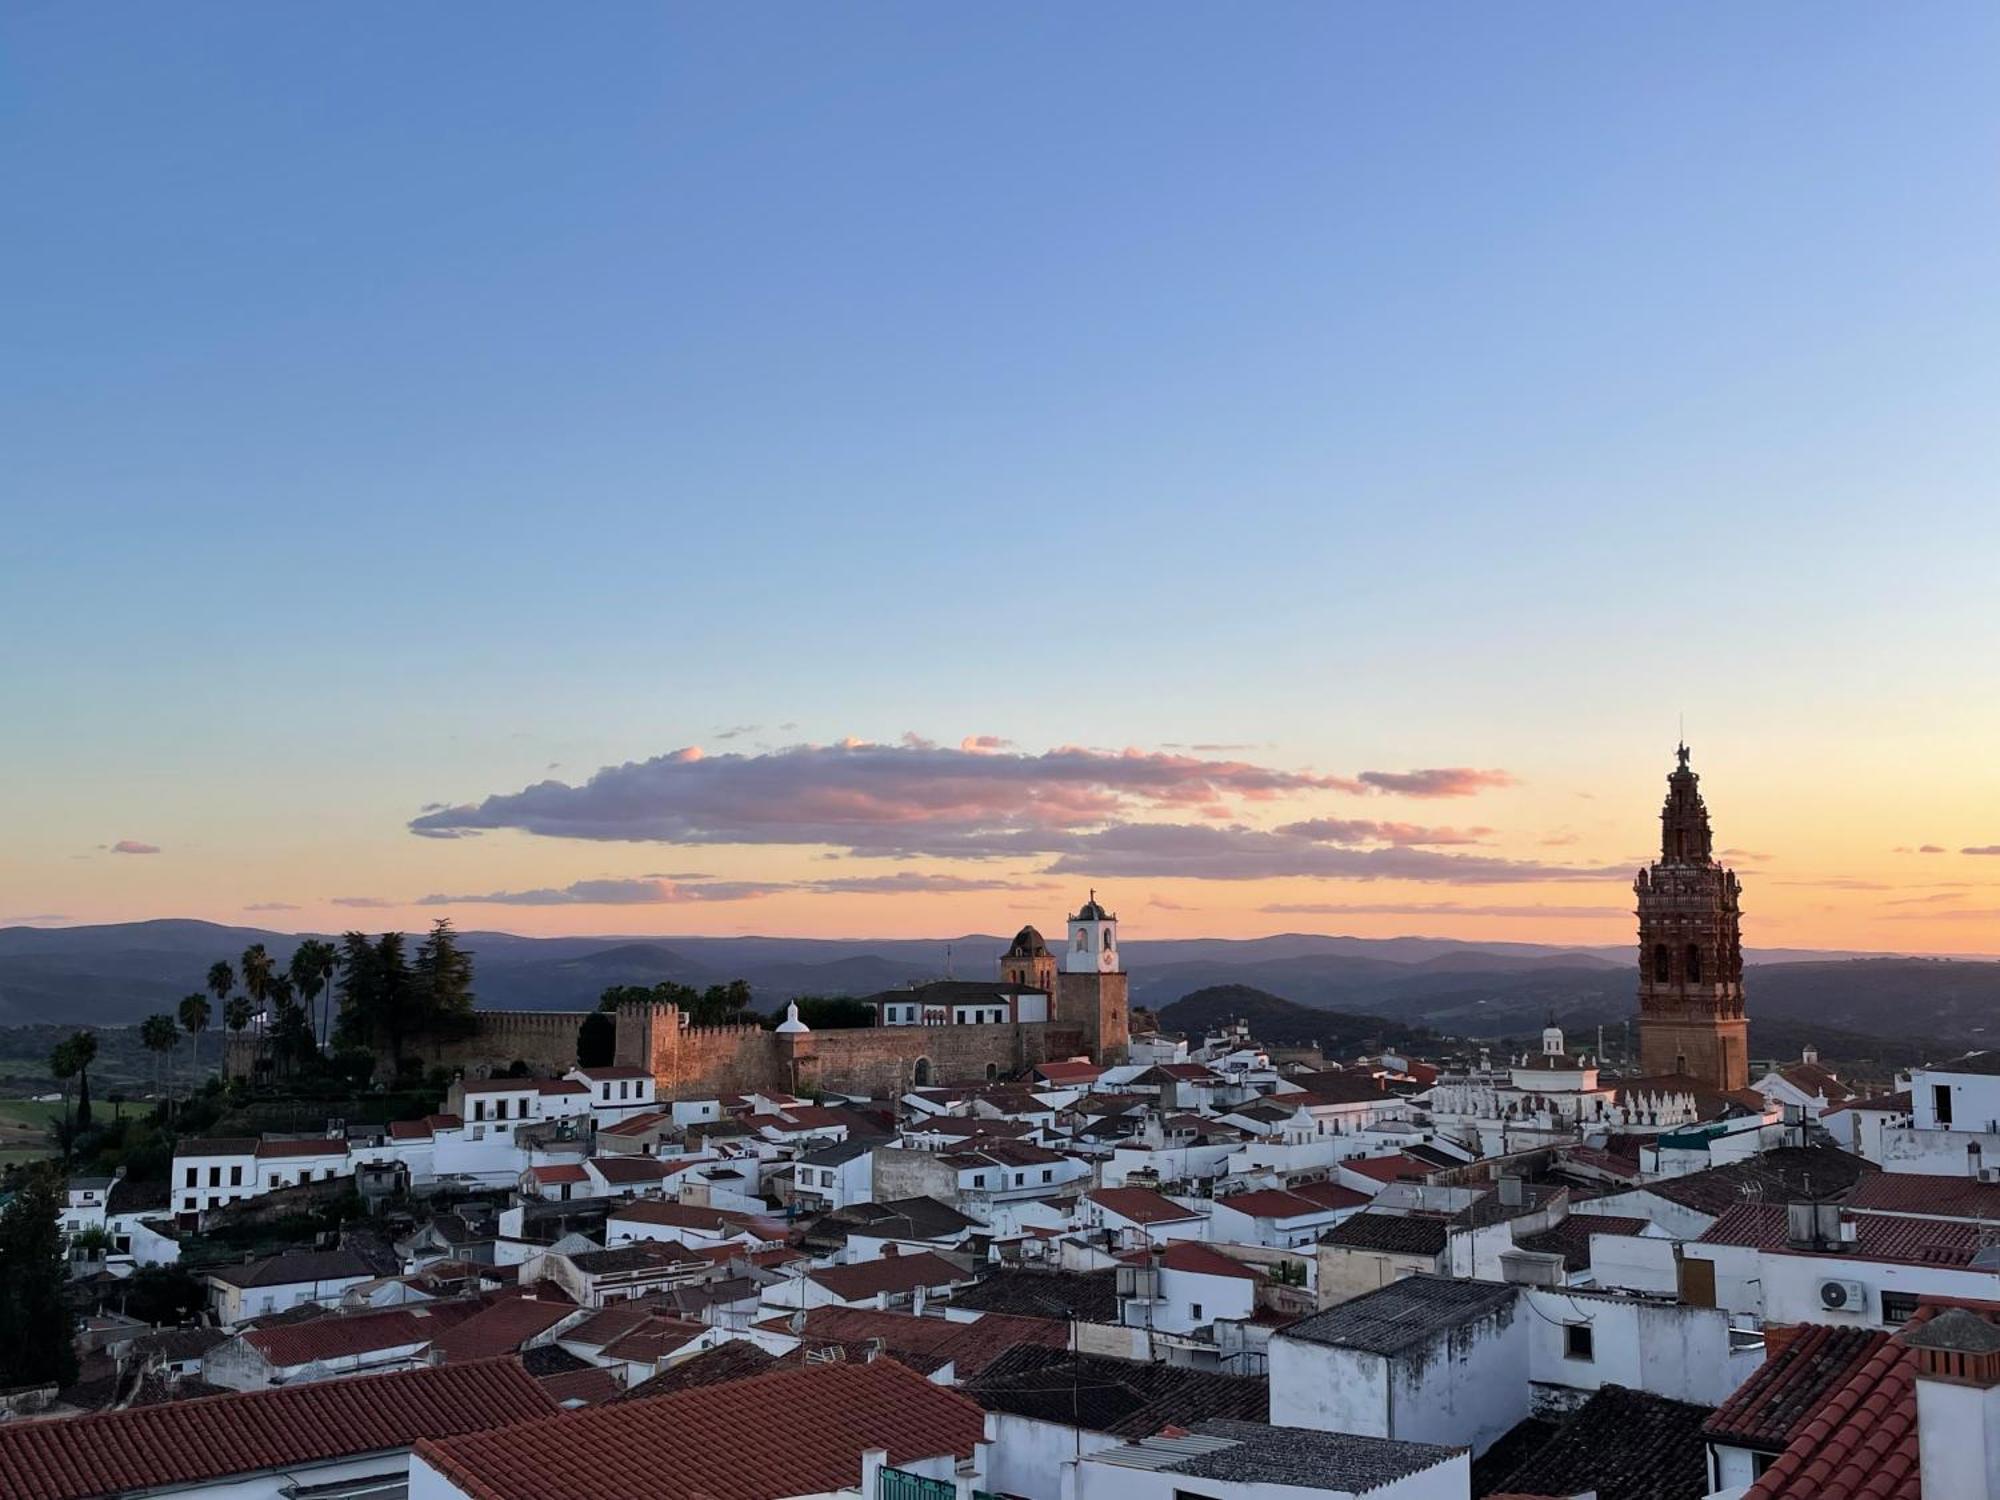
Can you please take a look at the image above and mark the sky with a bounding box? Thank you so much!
[3,4,1999,952]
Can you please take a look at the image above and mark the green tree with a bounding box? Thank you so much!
[577,1010,617,1068]
[178,993,212,1090]
[334,930,384,1051]
[239,943,274,1014]
[225,993,253,1037]
[140,1013,178,1101]
[206,959,235,1013]
[290,938,338,1052]
[413,919,476,1037]
[777,995,878,1029]
[47,1038,79,1137]
[0,1169,79,1388]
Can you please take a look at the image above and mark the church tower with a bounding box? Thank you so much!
[1054,891,1129,1064]
[1635,744,1748,1091]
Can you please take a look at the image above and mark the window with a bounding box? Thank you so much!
[1014,1173,1025,1186]
[1042,1169,1054,1183]
[1190,1302,1203,1320]
[1565,1323,1594,1361]
[1653,944,1671,983]
[620,1081,630,1100]
[474,1100,487,1122]
[185,1167,197,1187]
[1883,1291,1921,1326]
[230,1165,243,1186]
[209,1166,221,1187]
[1686,943,1703,984]
[183,1195,196,1211]
[1935,1085,1954,1127]
[972,1173,987,1187]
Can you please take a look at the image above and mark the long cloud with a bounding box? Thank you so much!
[407,739,1523,867]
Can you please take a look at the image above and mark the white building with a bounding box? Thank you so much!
[1075,1420,1468,1500]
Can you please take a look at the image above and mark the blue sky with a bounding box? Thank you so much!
[5,5,1998,944]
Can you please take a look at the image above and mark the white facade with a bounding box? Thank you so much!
[1064,895,1120,974]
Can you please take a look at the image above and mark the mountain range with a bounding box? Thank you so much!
[3,920,1998,1060]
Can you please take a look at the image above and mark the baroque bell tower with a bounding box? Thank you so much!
[1635,744,1748,1091]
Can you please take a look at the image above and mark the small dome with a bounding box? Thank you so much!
[775,1000,810,1036]
[1072,889,1113,922]
[1006,926,1050,959]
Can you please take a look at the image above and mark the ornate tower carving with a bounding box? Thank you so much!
[1001,926,1058,994]
[1635,744,1748,1090]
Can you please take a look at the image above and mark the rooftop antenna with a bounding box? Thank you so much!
[944,942,954,980]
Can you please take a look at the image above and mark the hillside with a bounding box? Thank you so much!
[1159,985,1436,1055]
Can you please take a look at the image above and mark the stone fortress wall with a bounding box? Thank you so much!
[224,897,1130,1094]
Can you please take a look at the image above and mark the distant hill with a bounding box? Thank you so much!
[1159,985,1435,1055]
[2,921,1995,1067]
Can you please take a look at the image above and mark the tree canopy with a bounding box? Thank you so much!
[0,1170,79,1389]
[598,978,753,1026]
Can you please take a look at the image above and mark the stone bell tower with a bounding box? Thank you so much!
[1635,744,1748,1091]
[1055,891,1129,1065]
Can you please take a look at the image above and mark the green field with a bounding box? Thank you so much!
[0,1099,61,1164]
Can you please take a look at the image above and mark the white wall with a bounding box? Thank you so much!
[1521,1288,1750,1406]
[1269,1305,1529,1458]
[986,1412,1121,1500]
[1686,1241,2000,1329]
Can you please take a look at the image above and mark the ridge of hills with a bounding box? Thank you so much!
[1,919,1995,1058]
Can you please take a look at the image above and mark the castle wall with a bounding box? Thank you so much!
[788,1021,1090,1099]
[222,1010,588,1083]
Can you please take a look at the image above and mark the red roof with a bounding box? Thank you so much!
[758,1305,1068,1377]
[1698,1203,1983,1266]
[602,1110,674,1137]
[1848,1172,2000,1222]
[254,1136,348,1158]
[431,1297,578,1364]
[416,1356,987,1500]
[808,1251,972,1302]
[573,1066,654,1081]
[1157,1241,1261,1281]
[525,1163,590,1184]
[1034,1061,1104,1083]
[243,1302,485,1367]
[1344,1152,1434,1184]
[538,1365,624,1406]
[609,1200,782,1237]
[1088,1187,1205,1225]
[1704,1323,1891,1450]
[1218,1188,1353,1220]
[1286,1180,1371,1211]
[0,1359,554,1500]
[537,1079,589,1096]
[590,1156,671,1183]
[1744,1308,1946,1500]
[389,1119,434,1140]
[601,1317,708,1365]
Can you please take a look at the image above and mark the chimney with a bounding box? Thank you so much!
[1907,1309,2000,1498]
[1803,1044,1819,1066]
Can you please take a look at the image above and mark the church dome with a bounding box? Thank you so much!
[1072,890,1113,922]
[1006,926,1050,959]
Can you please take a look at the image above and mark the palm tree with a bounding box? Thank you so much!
[206,959,234,1013]
[70,1030,97,1129]
[240,943,274,1071]
[290,939,336,1055]
[48,1038,79,1136]
[178,993,211,1095]
[140,1014,178,1107]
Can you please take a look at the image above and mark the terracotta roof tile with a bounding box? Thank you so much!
[430,1297,578,1364]
[1157,1242,1261,1281]
[0,1359,554,1500]
[254,1137,347,1158]
[808,1250,973,1302]
[417,1356,987,1500]
[1744,1308,1952,1500]
[1698,1203,1982,1266]
[1848,1172,2000,1222]
[751,1305,1068,1378]
[243,1301,485,1367]
[1705,1324,1891,1449]
[1087,1187,1206,1225]
[1217,1188,1348,1220]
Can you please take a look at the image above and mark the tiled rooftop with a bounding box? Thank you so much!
[1092,1418,1460,1491]
[1486,1383,1713,1500]
[1278,1275,1518,1356]
[1697,1202,1982,1266]
[1087,1186,1206,1224]
[0,1359,554,1500]
[1704,1323,1891,1450]
[1318,1210,1451,1257]
[808,1249,972,1301]
[416,1355,987,1500]
[967,1345,1268,1437]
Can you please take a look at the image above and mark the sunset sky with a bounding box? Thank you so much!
[5,6,1998,952]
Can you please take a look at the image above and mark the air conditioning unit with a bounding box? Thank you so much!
[1977,1167,2000,1185]
[1819,1278,1868,1313]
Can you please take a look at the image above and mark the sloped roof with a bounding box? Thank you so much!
[1088,1187,1205,1225]
[243,1301,483,1367]
[1093,1419,1460,1492]
[1278,1275,1516,1355]
[1847,1171,2000,1222]
[1319,1211,1451,1257]
[951,1267,1119,1322]
[415,1357,987,1500]
[1157,1241,1260,1281]
[808,1250,971,1301]
[615,1339,782,1399]
[758,1305,1069,1377]
[1513,1214,1650,1272]
[208,1247,379,1289]
[1697,1202,1982,1266]
[966,1345,1268,1437]
[1217,1188,1355,1221]
[0,1359,554,1500]
[1646,1145,1873,1216]
[430,1296,577,1364]
[1487,1384,1713,1500]
[1704,1323,1891,1450]
[1744,1307,1949,1500]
